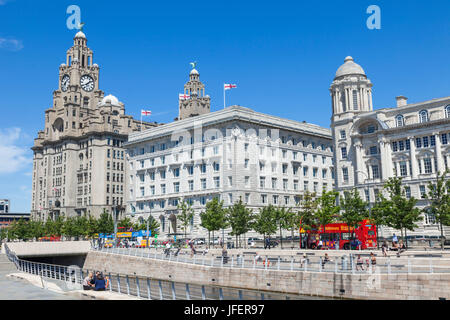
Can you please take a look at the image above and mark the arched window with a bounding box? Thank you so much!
[446,105,450,119]
[395,115,404,127]
[419,110,429,123]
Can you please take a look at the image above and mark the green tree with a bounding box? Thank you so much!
[297,191,317,248]
[424,171,450,250]
[315,190,340,233]
[177,200,195,241]
[376,177,422,247]
[97,209,114,234]
[274,207,292,249]
[118,216,133,231]
[340,189,369,243]
[200,198,227,248]
[253,205,277,248]
[28,219,44,241]
[226,200,255,248]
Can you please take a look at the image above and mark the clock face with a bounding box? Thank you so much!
[80,75,94,92]
[61,75,70,92]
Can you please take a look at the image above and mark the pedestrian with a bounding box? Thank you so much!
[222,247,228,264]
[83,272,93,290]
[94,272,106,291]
[322,253,332,268]
[397,240,406,257]
[370,252,377,266]
[382,241,388,257]
[264,238,269,250]
[300,253,308,268]
[317,239,323,250]
[356,254,364,271]
[392,233,398,245]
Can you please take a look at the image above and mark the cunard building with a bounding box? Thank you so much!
[125,67,335,239]
[330,56,450,238]
[31,31,157,221]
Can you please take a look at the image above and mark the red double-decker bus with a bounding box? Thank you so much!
[300,220,377,250]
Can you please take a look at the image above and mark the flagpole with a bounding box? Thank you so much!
[140,111,143,132]
[223,84,226,109]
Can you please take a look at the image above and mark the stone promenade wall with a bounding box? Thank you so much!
[83,251,450,300]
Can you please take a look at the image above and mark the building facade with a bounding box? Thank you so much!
[125,70,335,239]
[0,200,10,214]
[330,56,450,238]
[31,31,157,221]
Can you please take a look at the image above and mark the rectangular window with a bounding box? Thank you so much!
[405,187,411,199]
[340,130,346,139]
[272,178,277,189]
[405,139,411,150]
[201,178,207,190]
[173,182,180,193]
[341,147,347,159]
[372,165,380,179]
[313,168,318,177]
[423,136,429,148]
[442,133,448,145]
[399,161,408,177]
[304,181,309,191]
[342,168,349,182]
[430,135,436,147]
[260,177,265,188]
[370,146,378,155]
[424,158,432,174]
[416,138,422,148]
[420,185,426,199]
[392,142,398,152]
[398,141,404,151]
[214,177,220,188]
[188,180,194,191]
[161,184,166,194]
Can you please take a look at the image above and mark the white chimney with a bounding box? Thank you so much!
[396,96,408,107]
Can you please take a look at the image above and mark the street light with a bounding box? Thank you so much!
[112,205,124,248]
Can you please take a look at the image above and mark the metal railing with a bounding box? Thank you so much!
[3,243,298,300]
[95,246,450,275]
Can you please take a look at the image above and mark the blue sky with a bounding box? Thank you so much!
[0,0,449,212]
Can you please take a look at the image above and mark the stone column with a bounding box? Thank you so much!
[379,138,392,180]
[409,136,418,179]
[354,140,364,185]
[435,132,445,174]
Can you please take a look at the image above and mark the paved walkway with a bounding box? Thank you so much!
[0,254,137,300]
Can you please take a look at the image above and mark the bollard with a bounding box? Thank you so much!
[159,280,163,300]
[253,257,256,270]
[186,283,191,300]
[305,260,308,272]
[109,273,112,292]
[221,256,224,268]
[136,276,141,298]
[219,287,224,300]
[290,256,294,271]
[126,275,130,295]
[211,256,214,267]
[171,282,176,300]
[261,293,265,300]
[201,285,206,300]
[231,255,234,268]
[265,257,268,271]
[242,255,244,268]
[238,290,243,300]
[319,257,322,272]
[117,274,121,294]
[147,278,152,300]
[278,256,281,271]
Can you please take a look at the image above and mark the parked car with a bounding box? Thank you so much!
[194,238,205,245]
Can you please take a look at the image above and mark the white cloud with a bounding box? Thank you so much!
[0,38,23,51]
[0,128,32,175]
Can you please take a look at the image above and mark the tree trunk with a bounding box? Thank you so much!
[440,222,445,251]
[291,228,294,249]
[279,225,283,249]
[404,228,408,248]
[208,231,210,249]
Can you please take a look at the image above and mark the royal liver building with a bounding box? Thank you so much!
[330,56,450,238]
[31,31,156,221]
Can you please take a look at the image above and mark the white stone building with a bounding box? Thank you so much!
[125,69,335,239]
[330,56,450,238]
[31,31,157,221]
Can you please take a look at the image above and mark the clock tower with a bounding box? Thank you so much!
[31,30,158,221]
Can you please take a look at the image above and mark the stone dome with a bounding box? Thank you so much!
[100,94,120,106]
[75,31,86,39]
[190,68,199,75]
[335,56,366,79]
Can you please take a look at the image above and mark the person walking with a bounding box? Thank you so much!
[356,254,364,271]
[382,241,388,257]
[392,234,398,245]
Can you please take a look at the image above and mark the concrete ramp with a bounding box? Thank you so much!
[6,241,91,258]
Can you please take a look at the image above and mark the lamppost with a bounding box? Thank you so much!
[112,205,124,248]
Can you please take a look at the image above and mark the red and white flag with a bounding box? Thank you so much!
[224,84,237,90]
[141,110,152,116]
[179,93,190,100]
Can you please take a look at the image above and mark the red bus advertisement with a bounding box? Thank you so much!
[300,220,377,250]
